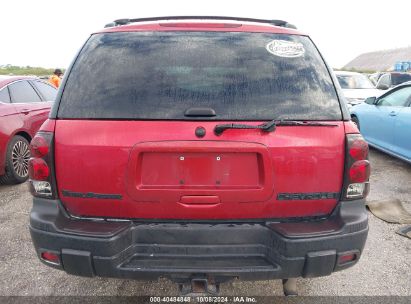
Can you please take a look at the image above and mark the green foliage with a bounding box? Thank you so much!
[347,67,378,74]
[0,64,64,76]
[335,67,377,74]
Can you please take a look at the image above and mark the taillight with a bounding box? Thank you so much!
[29,158,50,180]
[28,131,56,198]
[337,252,357,266]
[30,135,49,158]
[40,251,60,265]
[349,139,369,160]
[342,134,370,200]
[349,160,370,183]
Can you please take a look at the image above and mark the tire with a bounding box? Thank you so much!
[0,135,31,185]
[351,116,360,131]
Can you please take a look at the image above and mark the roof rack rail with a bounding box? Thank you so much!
[104,16,297,29]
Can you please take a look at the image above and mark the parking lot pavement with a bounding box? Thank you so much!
[0,148,410,296]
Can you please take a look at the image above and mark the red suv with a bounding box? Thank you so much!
[0,76,56,184]
[28,17,370,295]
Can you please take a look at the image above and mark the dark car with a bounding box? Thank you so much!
[0,76,56,184]
[28,17,370,296]
[376,72,411,90]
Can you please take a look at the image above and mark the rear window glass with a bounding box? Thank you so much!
[336,74,374,89]
[9,81,42,103]
[0,87,11,103]
[58,32,341,120]
[391,73,411,86]
[32,81,57,101]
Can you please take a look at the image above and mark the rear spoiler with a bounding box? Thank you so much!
[104,16,297,29]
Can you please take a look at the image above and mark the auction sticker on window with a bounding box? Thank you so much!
[266,40,305,58]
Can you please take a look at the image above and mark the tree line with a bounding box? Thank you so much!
[0,65,64,76]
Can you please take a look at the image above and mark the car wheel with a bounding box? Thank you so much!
[351,116,360,130]
[0,135,31,184]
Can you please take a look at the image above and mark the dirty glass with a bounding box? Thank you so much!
[58,32,341,120]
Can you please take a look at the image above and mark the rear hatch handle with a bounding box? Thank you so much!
[184,107,216,117]
[214,120,338,136]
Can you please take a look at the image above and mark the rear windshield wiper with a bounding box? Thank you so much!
[214,120,338,136]
[214,121,276,136]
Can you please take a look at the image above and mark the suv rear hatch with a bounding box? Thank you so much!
[53,29,345,220]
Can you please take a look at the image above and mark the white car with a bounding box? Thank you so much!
[335,71,385,107]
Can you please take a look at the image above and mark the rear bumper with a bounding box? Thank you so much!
[29,198,368,282]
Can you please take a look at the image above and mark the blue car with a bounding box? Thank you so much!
[350,82,411,163]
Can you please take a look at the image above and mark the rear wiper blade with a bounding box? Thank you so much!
[214,120,338,136]
[275,120,339,127]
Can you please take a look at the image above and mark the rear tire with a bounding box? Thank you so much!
[0,135,30,185]
[351,116,360,130]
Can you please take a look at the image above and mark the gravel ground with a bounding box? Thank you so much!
[0,148,410,296]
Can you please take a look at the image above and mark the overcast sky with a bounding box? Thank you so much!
[1,0,410,69]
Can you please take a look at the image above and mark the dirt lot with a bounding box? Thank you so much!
[0,148,410,296]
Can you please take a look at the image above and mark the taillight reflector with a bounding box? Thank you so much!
[338,253,357,265]
[41,251,60,265]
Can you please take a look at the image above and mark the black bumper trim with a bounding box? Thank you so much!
[29,198,368,282]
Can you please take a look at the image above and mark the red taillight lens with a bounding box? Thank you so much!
[349,139,369,160]
[349,160,370,183]
[29,158,49,180]
[159,22,241,28]
[41,251,60,265]
[29,130,55,198]
[338,253,357,265]
[30,135,49,158]
[343,134,370,200]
